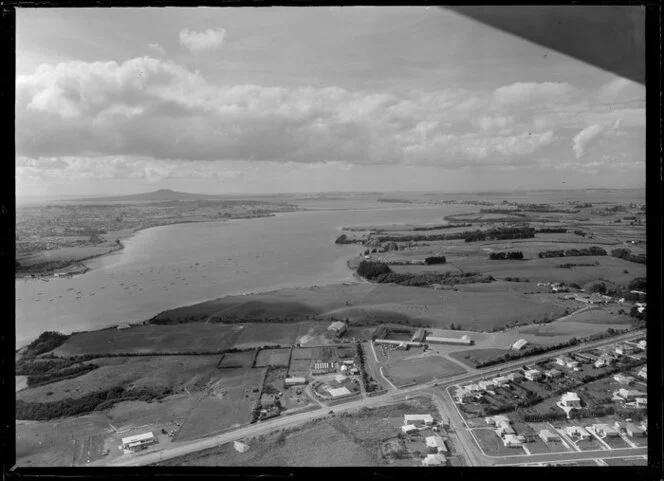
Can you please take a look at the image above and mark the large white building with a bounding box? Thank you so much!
[285,377,306,386]
[425,335,472,346]
[121,432,157,452]
[328,387,352,398]
[425,436,447,453]
[422,453,447,466]
[404,414,434,426]
[524,369,542,381]
[327,321,347,336]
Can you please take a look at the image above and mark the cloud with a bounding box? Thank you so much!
[16,57,645,176]
[147,43,166,56]
[179,28,226,54]
[572,124,604,158]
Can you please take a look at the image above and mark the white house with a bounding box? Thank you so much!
[492,376,509,387]
[502,434,526,447]
[592,424,619,438]
[565,426,591,440]
[328,387,352,398]
[625,423,646,437]
[615,344,636,356]
[560,392,581,408]
[422,453,447,466]
[524,369,542,381]
[638,366,647,380]
[544,369,563,378]
[637,340,646,350]
[485,415,510,426]
[425,436,447,453]
[617,388,646,401]
[506,372,523,382]
[539,429,560,442]
[401,424,418,434]
[478,380,495,390]
[613,374,634,385]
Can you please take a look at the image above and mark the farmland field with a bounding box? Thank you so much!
[53,323,241,356]
[254,348,291,367]
[17,356,222,403]
[218,350,256,368]
[291,345,338,361]
[603,457,648,466]
[175,368,266,442]
[288,359,311,377]
[232,322,324,349]
[383,355,466,387]
[448,348,509,368]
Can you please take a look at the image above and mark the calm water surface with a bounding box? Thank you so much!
[16,205,470,346]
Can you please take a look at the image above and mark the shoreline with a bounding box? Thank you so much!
[14,213,290,280]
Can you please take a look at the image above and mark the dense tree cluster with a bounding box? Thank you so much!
[16,385,173,421]
[538,246,607,258]
[424,256,446,265]
[357,260,393,280]
[23,331,70,357]
[413,223,471,231]
[573,230,587,237]
[370,271,493,287]
[628,277,647,291]
[611,248,646,265]
[536,228,568,233]
[557,262,598,268]
[489,251,524,260]
[464,227,535,243]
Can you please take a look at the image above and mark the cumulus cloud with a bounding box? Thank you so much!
[16,56,645,178]
[572,124,604,159]
[179,28,226,54]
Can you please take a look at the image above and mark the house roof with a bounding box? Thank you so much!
[122,432,154,445]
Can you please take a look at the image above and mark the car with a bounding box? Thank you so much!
[328,410,335,416]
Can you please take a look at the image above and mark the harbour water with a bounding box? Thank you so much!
[15,204,468,346]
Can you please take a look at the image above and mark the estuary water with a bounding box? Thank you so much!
[16,204,469,346]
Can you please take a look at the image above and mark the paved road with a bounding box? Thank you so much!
[494,447,648,466]
[96,329,644,467]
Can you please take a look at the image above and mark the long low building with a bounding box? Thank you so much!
[374,339,422,347]
[284,377,306,386]
[121,432,157,451]
[425,335,473,346]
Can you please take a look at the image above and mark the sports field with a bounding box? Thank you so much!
[382,355,466,387]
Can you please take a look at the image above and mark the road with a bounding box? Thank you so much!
[96,329,644,467]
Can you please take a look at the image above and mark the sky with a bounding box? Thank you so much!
[15,7,646,198]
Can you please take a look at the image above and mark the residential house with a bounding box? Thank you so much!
[401,424,418,434]
[506,372,523,382]
[625,423,646,437]
[613,374,635,385]
[524,369,543,381]
[422,454,447,466]
[592,424,619,438]
[565,426,591,440]
[545,369,563,379]
[556,356,579,369]
[617,388,646,401]
[492,376,509,387]
[502,434,526,447]
[425,436,447,454]
[478,379,495,390]
[635,397,647,408]
[285,377,306,386]
[560,392,582,408]
[637,340,647,350]
[539,430,560,442]
[615,344,636,356]
[485,415,510,426]
[638,366,647,380]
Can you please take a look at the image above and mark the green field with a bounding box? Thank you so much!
[16,356,222,403]
[448,348,509,368]
[291,345,338,361]
[53,323,241,356]
[472,428,524,456]
[218,350,256,368]
[232,322,324,349]
[254,348,291,367]
[383,355,466,387]
[175,368,266,442]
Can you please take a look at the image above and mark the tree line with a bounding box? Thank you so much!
[611,248,646,265]
[489,251,524,260]
[538,246,607,258]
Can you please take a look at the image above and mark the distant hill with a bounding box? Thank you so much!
[73,189,227,203]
